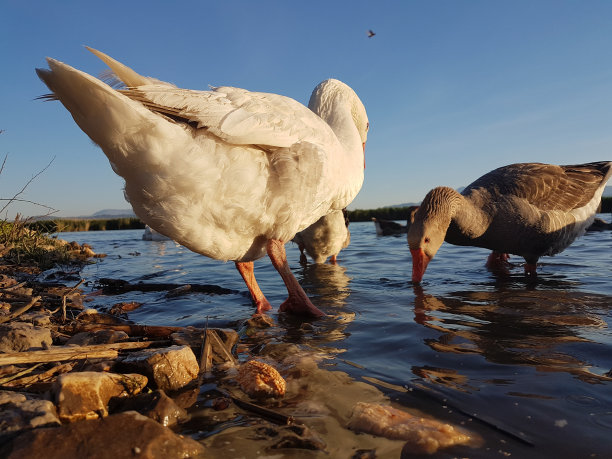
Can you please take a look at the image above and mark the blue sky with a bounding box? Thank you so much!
[1,1,612,217]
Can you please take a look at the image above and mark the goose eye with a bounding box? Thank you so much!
[424,237,430,244]
[366,122,369,132]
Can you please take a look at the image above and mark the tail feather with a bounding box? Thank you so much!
[85,47,174,88]
[36,57,184,173]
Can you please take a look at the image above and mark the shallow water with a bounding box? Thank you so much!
[59,217,612,457]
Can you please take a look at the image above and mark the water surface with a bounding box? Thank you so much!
[59,218,612,457]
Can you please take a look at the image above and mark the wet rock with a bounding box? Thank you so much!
[2,411,206,459]
[255,424,326,451]
[352,449,377,459]
[0,322,52,352]
[65,329,129,345]
[348,402,473,455]
[109,389,188,427]
[0,395,60,441]
[75,309,130,325]
[53,371,148,422]
[119,345,199,392]
[236,360,286,398]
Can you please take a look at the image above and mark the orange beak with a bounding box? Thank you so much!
[362,142,366,169]
[410,248,430,283]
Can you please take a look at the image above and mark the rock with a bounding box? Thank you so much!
[53,371,148,422]
[65,329,129,345]
[18,311,53,327]
[108,389,188,427]
[119,345,199,392]
[0,390,26,405]
[255,423,326,451]
[0,322,52,352]
[0,396,60,441]
[347,402,473,455]
[2,411,206,459]
[236,360,286,398]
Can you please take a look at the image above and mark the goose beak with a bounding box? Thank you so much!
[410,248,430,283]
[362,142,366,169]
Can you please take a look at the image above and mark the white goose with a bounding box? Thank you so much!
[293,208,351,264]
[408,162,612,282]
[37,48,369,317]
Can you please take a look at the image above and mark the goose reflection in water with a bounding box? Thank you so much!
[411,285,611,386]
[274,263,355,345]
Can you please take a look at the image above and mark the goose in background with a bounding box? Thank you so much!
[408,162,612,282]
[37,47,369,317]
[293,208,350,264]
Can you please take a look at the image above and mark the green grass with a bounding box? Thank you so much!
[0,217,78,269]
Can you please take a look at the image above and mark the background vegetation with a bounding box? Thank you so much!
[18,197,611,232]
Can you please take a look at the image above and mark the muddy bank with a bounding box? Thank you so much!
[0,240,482,458]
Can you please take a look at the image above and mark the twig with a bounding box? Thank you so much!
[0,156,57,216]
[0,295,41,324]
[1,362,74,388]
[0,341,159,365]
[63,322,200,339]
[62,278,85,323]
[199,323,213,377]
[0,281,27,292]
[229,394,298,426]
[0,363,44,385]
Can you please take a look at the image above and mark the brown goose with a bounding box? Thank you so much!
[408,161,612,282]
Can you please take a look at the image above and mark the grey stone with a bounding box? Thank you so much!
[0,322,52,352]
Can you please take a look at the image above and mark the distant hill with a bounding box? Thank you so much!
[89,209,137,218]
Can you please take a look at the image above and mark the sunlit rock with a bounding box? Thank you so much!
[236,360,286,398]
[53,371,148,422]
[119,345,199,392]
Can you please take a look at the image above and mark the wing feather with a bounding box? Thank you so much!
[120,84,336,150]
[464,162,612,211]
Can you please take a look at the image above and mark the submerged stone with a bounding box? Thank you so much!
[109,389,188,427]
[348,402,474,455]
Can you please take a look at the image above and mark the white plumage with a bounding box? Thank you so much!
[293,209,351,264]
[37,47,369,317]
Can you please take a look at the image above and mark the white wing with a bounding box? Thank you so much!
[123,84,339,150]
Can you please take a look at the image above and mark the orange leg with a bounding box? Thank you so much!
[235,261,272,314]
[524,262,538,277]
[297,242,308,265]
[329,254,338,264]
[266,239,325,317]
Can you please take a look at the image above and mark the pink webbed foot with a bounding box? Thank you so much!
[524,262,538,277]
[486,251,512,276]
[267,239,326,318]
[235,261,273,314]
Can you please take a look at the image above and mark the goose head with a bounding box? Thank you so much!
[407,187,457,283]
[308,79,369,163]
